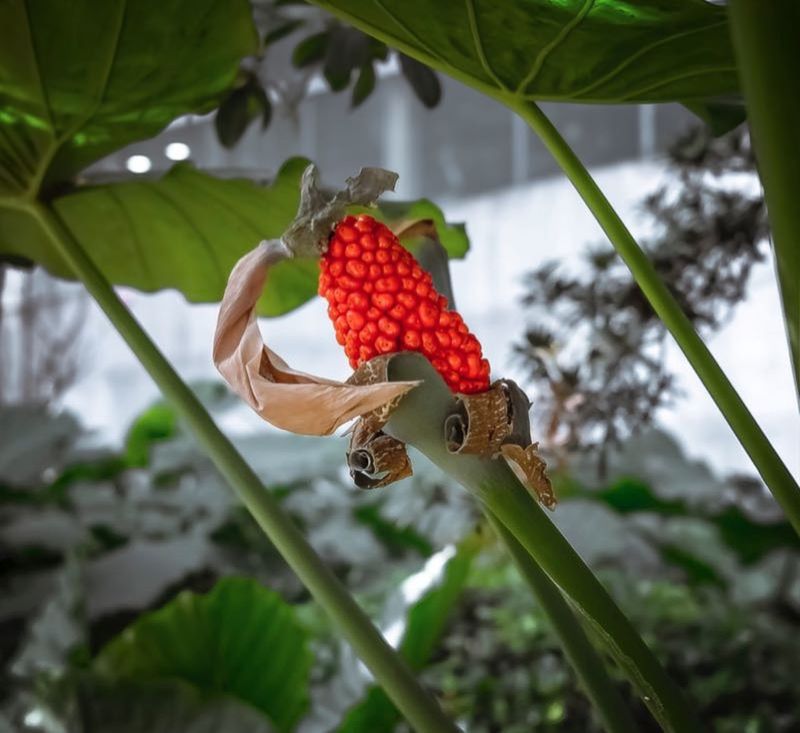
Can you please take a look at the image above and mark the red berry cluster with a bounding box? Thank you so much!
[318,214,490,394]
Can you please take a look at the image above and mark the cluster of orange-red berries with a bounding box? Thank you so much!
[318,214,490,394]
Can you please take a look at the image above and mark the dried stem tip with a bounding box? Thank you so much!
[281,164,399,258]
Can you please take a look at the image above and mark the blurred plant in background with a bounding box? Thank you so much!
[2,388,797,731]
[0,268,88,405]
[515,126,768,472]
[214,0,441,149]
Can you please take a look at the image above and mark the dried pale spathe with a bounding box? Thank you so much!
[212,240,418,436]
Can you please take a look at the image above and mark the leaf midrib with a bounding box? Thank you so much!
[18,0,129,200]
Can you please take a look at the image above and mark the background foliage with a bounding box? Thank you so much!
[1,385,797,731]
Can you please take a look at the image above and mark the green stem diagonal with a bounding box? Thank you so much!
[728,0,800,399]
[513,100,800,535]
[386,352,702,733]
[29,202,459,733]
[485,510,638,733]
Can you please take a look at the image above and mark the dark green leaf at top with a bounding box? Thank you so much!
[255,86,274,129]
[309,0,739,107]
[0,0,258,196]
[323,26,374,92]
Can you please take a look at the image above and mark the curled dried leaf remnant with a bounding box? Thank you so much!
[502,443,557,510]
[346,355,413,488]
[347,421,412,489]
[445,385,511,455]
[444,380,556,509]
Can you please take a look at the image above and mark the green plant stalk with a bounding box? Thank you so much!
[428,172,636,731]
[513,101,800,536]
[30,203,459,733]
[485,510,638,733]
[728,0,800,399]
[386,353,702,733]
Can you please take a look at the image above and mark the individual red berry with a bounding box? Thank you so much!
[319,214,491,393]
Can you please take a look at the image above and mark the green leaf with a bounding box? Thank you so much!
[255,86,274,129]
[351,63,376,108]
[399,54,441,108]
[0,0,257,196]
[1,157,469,317]
[291,31,330,67]
[214,86,253,149]
[353,504,433,557]
[323,27,374,93]
[309,1,739,107]
[124,403,178,467]
[0,157,311,316]
[95,576,312,733]
[338,543,476,732]
[683,99,747,136]
[214,81,273,148]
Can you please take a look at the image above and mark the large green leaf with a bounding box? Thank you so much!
[0,158,307,315]
[0,0,257,196]
[95,577,312,733]
[0,157,469,316]
[55,158,313,316]
[338,542,476,732]
[310,0,739,113]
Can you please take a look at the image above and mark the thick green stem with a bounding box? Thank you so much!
[728,0,800,398]
[386,353,702,733]
[30,203,458,733]
[513,101,800,535]
[485,510,638,733]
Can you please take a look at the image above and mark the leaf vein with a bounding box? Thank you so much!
[174,172,266,241]
[617,66,738,102]
[372,0,449,69]
[563,19,730,99]
[465,0,509,92]
[20,0,54,133]
[102,185,155,286]
[142,181,227,292]
[516,0,596,95]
